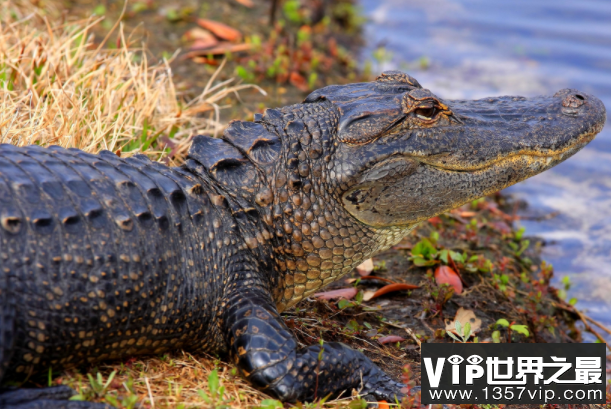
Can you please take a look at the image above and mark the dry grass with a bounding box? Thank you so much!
[0,0,262,165]
[61,351,278,409]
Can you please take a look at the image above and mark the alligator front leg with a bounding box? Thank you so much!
[222,287,405,403]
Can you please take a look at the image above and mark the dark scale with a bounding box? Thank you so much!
[0,72,606,408]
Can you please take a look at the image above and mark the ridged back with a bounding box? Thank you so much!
[0,145,240,379]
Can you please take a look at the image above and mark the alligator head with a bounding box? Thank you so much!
[188,71,606,310]
[306,71,606,228]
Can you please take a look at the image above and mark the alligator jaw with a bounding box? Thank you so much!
[418,120,603,173]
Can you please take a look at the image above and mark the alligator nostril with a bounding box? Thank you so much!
[562,93,586,108]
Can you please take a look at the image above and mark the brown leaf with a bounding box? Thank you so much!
[289,71,309,92]
[356,258,373,276]
[183,42,252,59]
[435,265,463,294]
[233,0,254,7]
[378,335,406,345]
[196,18,242,42]
[445,307,482,335]
[313,287,357,300]
[362,283,419,301]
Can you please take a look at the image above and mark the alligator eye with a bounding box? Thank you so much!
[467,355,483,365]
[414,107,438,119]
[448,355,464,365]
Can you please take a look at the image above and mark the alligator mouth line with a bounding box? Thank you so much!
[415,126,601,173]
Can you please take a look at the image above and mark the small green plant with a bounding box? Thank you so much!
[197,368,234,408]
[256,399,284,409]
[410,236,438,266]
[495,318,530,342]
[282,0,304,24]
[509,226,530,256]
[104,393,139,409]
[557,276,578,305]
[447,321,471,343]
[86,371,116,398]
[338,290,363,310]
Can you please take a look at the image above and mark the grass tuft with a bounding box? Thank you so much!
[0,0,262,164]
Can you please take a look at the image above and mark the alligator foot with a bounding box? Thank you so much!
[0,386,113,409]
[222,287,406,403]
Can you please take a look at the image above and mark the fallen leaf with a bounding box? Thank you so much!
[356,258,373,276]
[289,71,309,92]
[435,265,463,294]
[233,0,254,7]
[189,38,219,51]
[183,42,252,59]
[362,283,419,301]
[183,27,218,43]
[346,275,396,285]
[445,307,482,335]
[428,216,442,225]
[190,57,220,66]
[378,335,406,344]
[313,287,357,300]
[196,18,242,42]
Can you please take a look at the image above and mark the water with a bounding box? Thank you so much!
[360,0,611,332]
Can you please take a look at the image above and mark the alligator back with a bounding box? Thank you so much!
[0,145,235,380]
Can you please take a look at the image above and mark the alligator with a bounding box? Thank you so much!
[0,71,606,409]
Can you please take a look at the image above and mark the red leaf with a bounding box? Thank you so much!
[196,18,242,42]
[362,283,419,301]
[377,401,390,409]
[313,287,357,300]
[233,0,254,7]
[428,216,442,226]
[191,57,220,66]
[435,265,463,294]
[289,71,309,92]
[378,335,406,345]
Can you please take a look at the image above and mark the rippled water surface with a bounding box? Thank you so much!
[360,0,611,331]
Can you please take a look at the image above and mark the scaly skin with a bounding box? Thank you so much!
[0,71,606,408]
